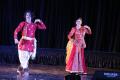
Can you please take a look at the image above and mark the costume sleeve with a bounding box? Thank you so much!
[36,21,46,30]
[84,25,92,35]
[68,27,75,40]
[14,21,25,40]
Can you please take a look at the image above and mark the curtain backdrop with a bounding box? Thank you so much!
[0,0,120,52]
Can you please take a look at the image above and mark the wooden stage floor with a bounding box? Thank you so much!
[0,64,119,80]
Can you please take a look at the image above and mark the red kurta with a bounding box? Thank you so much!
[66,26,91,73]
[14,21,46,52]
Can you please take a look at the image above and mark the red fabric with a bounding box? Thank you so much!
[14,21,46,52]
[66,26,89,73]
[66,44,76,70]
[81,48,87,73]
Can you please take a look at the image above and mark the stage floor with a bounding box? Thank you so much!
[0,64,119,80]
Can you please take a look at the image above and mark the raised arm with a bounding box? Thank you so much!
[14,21,25,44]
[68,27,75,40]
[84,25,92,35]
[34,19,46,30]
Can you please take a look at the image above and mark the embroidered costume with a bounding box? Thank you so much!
[14,21,46,69]
[66,26,91,74]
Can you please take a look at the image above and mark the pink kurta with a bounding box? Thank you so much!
[66,26,90,73]
[14,21,46,52]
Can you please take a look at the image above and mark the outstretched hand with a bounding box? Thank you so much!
[34,19,42,23]
[84,25,90,29]
[84,25,92,34]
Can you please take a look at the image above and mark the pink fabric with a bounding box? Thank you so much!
[66,27,89,73]
[66,44,76,70]
[14,21,46,52]
[66,45,87,73]
[81,48,87,73]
